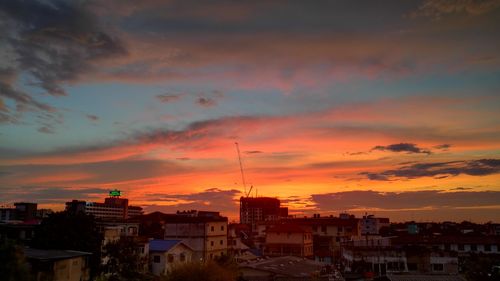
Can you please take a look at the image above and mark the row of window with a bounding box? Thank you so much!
[439,244,499,251]
[210,225,225,232]
[210,240,225,246]
[312,226,352,233]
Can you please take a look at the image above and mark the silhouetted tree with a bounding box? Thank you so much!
[31,211,103,278]
[0,241,33,281]
[461,253,500,281]
[102,237,149,280]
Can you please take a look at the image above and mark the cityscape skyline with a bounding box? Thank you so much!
[1,1,500,223]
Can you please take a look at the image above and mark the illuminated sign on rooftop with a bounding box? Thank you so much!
[109,189,121,197]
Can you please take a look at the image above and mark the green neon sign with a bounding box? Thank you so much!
[109,190,121,197]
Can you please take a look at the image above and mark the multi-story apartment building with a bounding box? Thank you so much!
[65,190,143,220]
[284,214,360,263]
[392,235,500,255]
[264,224,313,258]
[360,214,390,235]
[240,197,287,230]
[0,202,38,222]
[163,210,228,261]
[341,237,460,278]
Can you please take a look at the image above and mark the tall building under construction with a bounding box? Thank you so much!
[240,197,288,227]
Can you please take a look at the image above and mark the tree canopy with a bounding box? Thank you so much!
[30,211,103,278]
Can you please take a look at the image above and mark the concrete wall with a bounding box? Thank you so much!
[206,221,227,259]
[51,257,89,281]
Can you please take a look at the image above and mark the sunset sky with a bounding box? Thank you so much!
[1,0,499,222]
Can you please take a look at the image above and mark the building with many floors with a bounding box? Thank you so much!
[240,197,288,230]
[65,190,143,220]
[264,224,314,258]
[284,214,361,263]
[0,202,38,222]
[163,210,228,261]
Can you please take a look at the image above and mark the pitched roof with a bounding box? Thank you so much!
[23,248,91,261]
[149,239,188,252]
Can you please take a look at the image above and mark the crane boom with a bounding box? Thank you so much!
[235,142,247,196]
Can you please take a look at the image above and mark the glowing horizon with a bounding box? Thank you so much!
[1,0,499,223]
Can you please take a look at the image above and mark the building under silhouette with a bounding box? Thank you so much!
[65,190,142,219]
[240,197,288,229]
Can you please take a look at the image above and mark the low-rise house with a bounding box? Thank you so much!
[341,237,460,278]
[163,210,228,261]
[264,224,313,258]
[149,239,193,276]
[360,214,390,235]
[134,236,151,273]
[284,214,360,262]
[341,237,408,276]
[23,248,91,281]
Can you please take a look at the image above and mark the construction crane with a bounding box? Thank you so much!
[235,142,253,197]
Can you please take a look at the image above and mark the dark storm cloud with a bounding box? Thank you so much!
[0,0,126,125]
[0,75,55,113]
[311,189,500,211]
[361,159,500,181]
[142,188,241,214]
[434,144,452,150]
[0,115,265,162]
[450,187,473,191]
[1,159,187,185]
[120,0,418,35]
[196,97,217,107]
[37,126,55,134]
[412,0,500,19]
[372,143,431,154]
[245,150,263,154]
[0,186,109,203]
[156,94,182,103]
[86,114,99,121]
